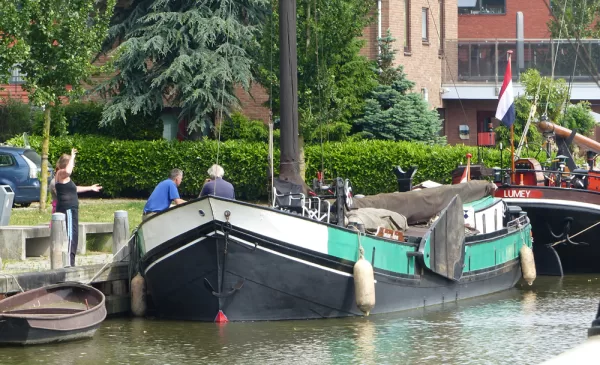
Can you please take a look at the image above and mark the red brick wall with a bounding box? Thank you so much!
[445,99,600,145]
[443,99,499,145]
[0,84,29,103]
[360,8,380,60]
[235,83,271,122]
[459,0,552,39]
[361,0,458,109]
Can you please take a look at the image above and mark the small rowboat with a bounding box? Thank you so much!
[0,282,106,345]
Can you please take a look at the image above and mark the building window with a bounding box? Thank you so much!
[422,8,429,42]
[404,0,411,53]
[437,108,446,136]
[458,0,505,15]
[9,65,25,85]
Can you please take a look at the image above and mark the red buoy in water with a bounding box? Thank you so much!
[214,310,229,323]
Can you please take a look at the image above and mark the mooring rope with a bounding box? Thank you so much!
[0,273,25,293]
[86,233,136,285]
[551,220,600,247]
[215,0,234,167]
[348,224,365,260]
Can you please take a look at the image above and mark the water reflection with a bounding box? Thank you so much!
[1,275,598,365]
[354,319,377,365]
[522,290,537,315]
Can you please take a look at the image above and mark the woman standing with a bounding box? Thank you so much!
[55,148,102,267]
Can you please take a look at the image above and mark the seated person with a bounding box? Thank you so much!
[199,164,235,199]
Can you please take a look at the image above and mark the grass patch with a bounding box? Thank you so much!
[9,199,146,230]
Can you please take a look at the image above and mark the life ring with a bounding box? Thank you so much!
[344,179,353,209]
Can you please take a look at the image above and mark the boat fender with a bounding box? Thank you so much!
[520,245,536,286]
[354,247,376,316]
[131,273,147,317]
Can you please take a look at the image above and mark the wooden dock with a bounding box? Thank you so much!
[0,211,133,316]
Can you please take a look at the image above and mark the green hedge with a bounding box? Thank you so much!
[63,102,164,140]
[0,99,35,142]
[7,135,528,200]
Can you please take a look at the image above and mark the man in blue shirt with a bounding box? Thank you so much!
[143,168,186,221]
[199,164,235,199]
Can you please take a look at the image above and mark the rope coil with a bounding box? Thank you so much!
[551,220,600,247]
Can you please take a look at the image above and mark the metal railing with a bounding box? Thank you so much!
[443,39,600,84]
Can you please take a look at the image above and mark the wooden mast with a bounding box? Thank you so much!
[278,0,304,185]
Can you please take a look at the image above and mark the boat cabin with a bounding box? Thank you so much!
[514,158,545,186]
[585,170,600,191]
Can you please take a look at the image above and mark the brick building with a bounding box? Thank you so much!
[443,0,600,145]
[4,0,597,144]
[240,0,460,125]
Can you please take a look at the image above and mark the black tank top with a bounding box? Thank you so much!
[55,180,78,210]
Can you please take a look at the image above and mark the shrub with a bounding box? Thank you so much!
[218,112,271,142]
[64,101,104,135]
[6,134,272,200]
[32,105,68,137]
[6,134,531,200]
[64,101,163,140]
[0,98,35,142]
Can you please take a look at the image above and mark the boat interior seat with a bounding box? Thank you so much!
[273,188,305,209]
[272,188,331,223]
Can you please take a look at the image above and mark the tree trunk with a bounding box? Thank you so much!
[39,106,51,211]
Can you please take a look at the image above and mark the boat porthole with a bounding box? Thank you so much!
[198,209,205,217]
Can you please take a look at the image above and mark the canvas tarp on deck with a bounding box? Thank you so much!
[351,180,496,224]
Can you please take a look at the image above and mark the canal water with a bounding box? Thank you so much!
[3,275,599,365]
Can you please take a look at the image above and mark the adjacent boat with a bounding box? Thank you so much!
[134,180,533,321]
[453,120,600,276]
[0,283,107,345]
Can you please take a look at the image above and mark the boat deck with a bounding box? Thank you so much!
[404,225,429,238]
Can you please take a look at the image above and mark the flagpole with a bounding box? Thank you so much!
[466,153,472,181]
[511,124,515,184]
[508,51,515,184]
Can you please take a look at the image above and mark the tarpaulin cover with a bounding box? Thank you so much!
[351,180,496,224]
[422,195,466,281]
[346,208,408,233]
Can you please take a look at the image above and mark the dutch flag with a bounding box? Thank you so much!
[495,56,515,128]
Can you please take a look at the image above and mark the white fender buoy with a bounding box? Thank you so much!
[520,244,536,286]
[354,248,376,316]
[131,273,147,317]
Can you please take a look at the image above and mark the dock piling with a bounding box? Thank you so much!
[50,213,68,269]
[112,210,129,262]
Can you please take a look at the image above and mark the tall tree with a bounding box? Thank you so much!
[1,0,115,210]
[495,69,595,151]
[355,30,444,144]
[99,0,268,135]
[256,0,378,143]
[0,2,29,84]
[548,0,600,39]
[547,0,600,88]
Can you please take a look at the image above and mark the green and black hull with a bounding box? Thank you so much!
[136,196,532,322]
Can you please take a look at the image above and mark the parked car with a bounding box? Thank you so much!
[0,146,53,207]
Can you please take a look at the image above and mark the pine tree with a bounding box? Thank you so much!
[356,30,444,143]
[98,0,268,136]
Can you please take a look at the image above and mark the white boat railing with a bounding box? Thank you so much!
[272,189,331,224]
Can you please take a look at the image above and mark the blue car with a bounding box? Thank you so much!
[0,146,53,207]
